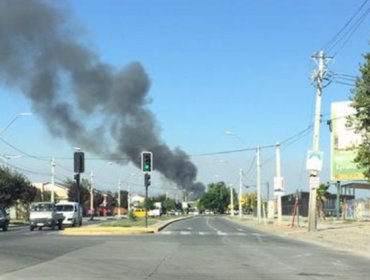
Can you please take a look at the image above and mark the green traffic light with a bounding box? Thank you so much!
[145,164,150,171]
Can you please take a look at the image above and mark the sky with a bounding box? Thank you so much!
[0,0,369,199]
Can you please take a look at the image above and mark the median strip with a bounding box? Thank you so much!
[60,215,194,236]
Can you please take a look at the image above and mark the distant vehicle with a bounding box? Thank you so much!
[0,208,10,231]
[133,208,147,218]
[29,202,64,231]
[149,209,161,217]
[56,202,83,227]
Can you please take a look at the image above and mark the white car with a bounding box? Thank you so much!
[56,202,82,227]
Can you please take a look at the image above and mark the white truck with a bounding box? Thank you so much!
[56,202,83,227]
[29,202,64,231]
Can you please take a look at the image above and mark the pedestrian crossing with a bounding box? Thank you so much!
[159,230,266,237]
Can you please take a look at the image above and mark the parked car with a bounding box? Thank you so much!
[56,202,82,227]
[0,208,10,231]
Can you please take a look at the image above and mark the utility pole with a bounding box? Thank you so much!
[308,50,330,232]
[118,180,121,217]
[275,143,283,225]
[51,157,55,203]
[256,146,261,223]
[239,169,243,219]
[90,170,94,220]
[230,185,234,217]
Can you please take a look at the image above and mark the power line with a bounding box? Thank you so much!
[333,8,370,57]
[324,0,369,55]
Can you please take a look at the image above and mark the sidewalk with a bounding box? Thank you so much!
[228,215,370,259]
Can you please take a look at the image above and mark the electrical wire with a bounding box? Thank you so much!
[332,8,370,57]
[324,0,369,55]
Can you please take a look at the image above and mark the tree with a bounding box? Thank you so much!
[351,52,370,179]
[199,182,230,214]
[66,178,90,206]
[0,167,37,209]
[316,184,329,219]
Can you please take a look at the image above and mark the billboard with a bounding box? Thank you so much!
[331,101,365,181]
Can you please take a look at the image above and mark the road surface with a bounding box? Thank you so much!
[0,216,369,279]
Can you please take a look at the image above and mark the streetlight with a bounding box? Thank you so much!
[224,130,247,147]
[0,112,33,136]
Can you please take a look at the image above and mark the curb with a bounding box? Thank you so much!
[60,215,195,236]
[60,226,155,236]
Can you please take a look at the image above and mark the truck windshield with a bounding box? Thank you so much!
[31,204,54,212]
[56,205,74,211]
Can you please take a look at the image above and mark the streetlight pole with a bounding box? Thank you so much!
[90,170,94,220]
[239,169,243,219]
[118,180,121,217]
[256,146,261,224]
[0,112,33,136]
[230,184,234,217]
[51,157,55,203]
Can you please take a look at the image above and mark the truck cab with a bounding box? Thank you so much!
[29,202,64,231]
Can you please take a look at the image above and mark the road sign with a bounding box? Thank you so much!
[306,150,323,172]
[274,177,284,196]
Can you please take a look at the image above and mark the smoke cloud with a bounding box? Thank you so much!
[0,0,204,198]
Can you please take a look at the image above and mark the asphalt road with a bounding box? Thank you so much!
[0,216,369,279]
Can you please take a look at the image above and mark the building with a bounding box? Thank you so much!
[32,182,69,201]
[281,191,355,217]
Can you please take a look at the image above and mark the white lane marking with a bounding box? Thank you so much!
[206,217,219,232]
[186,227,192,231]
[237,228,244,232]
[160,231,252,237]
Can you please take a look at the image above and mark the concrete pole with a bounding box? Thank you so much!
[256,146,261,223]
[239,169,243,219]
[308,50,327,232]
[128,184,131,213]
[90,170,94,219]
[276,143,282,225]
[51,157,55,203]
[118,180,121,217]
[230,185,234,217]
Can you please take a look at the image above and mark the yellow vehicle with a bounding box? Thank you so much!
[133,208,147,218]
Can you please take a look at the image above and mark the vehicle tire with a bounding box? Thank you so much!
[30,226,34,231]
[2,222,8,231]
[71,219,75,227]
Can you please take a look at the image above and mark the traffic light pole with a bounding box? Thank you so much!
[145,183,148,228]
[75,173,81,206]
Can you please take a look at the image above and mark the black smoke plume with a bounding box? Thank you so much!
[0,0,204,198]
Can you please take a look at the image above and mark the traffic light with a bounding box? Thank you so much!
[141,151,153,173]
[74,173,80,182]
[74,152,85,173]
[144,173,151,187]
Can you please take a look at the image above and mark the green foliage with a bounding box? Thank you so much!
[243,192,257,210]
[162,198,176,212]
[198,181,230,214]
[316,184,329,202]
[351,52,370,180]
[0,166,37,209]
[66,178,90,206]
